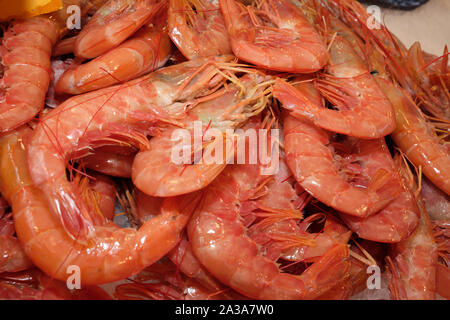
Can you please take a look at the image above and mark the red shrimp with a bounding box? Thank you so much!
[168,0,231,59]
[219,0,328,72]
[74,0,163,59]
[132,71,273,197]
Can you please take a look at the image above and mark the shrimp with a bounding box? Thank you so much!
[0,127,206,285]
[168,0,231,59]
[337,140,420,243]
[0,204,33,273]
[187,163,350,299]
[56,6,172,94]
[273,39,395,138]
[168,236,244,299]
[241,152,352,263]
[386,155,437,300]
[27,55,233,240]
[406,43,450,120]
[219,0,328,72]
[278,80,400,217]
[422,179,450,299]
[74,0,163,59]
[376,79,450,196]
[0,16,59,133]
[132,71,273,197]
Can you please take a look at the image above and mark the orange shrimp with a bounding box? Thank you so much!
[273,40,395,138]
[277,80,400,217]
[56,5,172,94]
[132,71,273,197]
[406,43,450,120]
[376,79,450,196]
[168,236,243,299]
[187,159,350,299]
[0,127,204,285]
[0,205,33,274]
[74,0,163,59]
[219,0,327,72]
[27,55,233,240]
[0,17,59,133]
[168,0,231,59]
[386,155,437,300]
[337,140,420,243]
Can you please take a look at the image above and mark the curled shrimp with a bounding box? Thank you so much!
[168,0,231,59]
[219,0,328,72]
[0,127,205,285]
[132,70,273,197]
[337,139,420,243]
[56,4,172,94]
[74,0,163,59]
[0,16,59,133]
[273,39,395,138]
[27,55,233,240]
[278,80,400,217]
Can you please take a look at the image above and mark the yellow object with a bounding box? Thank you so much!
[0,0,63,22]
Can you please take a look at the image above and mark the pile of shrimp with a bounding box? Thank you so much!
[0,0,448,300]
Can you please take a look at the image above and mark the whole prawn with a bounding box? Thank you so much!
[74,0,163,59]
[168,0,231,59]
[132,70,273,197]
[219,0,328,72]
[0,127,205,285]
[0,16,59,133]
